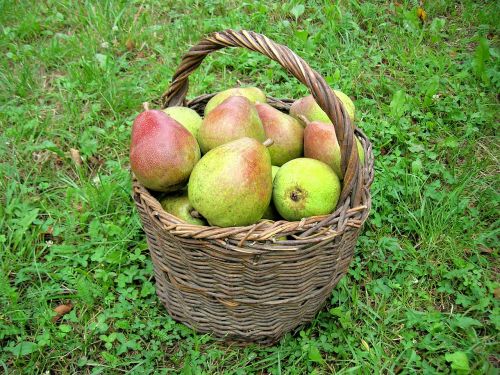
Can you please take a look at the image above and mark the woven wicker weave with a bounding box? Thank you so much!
[133,30,374,345]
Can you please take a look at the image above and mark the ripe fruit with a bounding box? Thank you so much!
[160,193,206,225]
[188,138,272,227]
[331,90,355,123]
[273,158,341,221]
[289,91,355,126]
[262,166,281,220]
[304,120,365,179]
[130,108,200,192]
[289,95,331,125]
[272,165,279,180]
[162,106,202,138]
[356,138,365,165]
[304,121,342,178]
[204,87,266,115]
[255,102,304,166]
[198,96,266,154]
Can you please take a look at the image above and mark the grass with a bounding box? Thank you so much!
[0,0,498,373]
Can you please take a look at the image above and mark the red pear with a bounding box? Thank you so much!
[198,96,266,154]
[130,109,200,192]
[303,121,342,178]
[255,102,304,166]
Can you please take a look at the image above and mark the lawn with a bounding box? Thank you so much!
[0,0,498,373]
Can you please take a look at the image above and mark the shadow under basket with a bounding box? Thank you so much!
[132,30,374,345]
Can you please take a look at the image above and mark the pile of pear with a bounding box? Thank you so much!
[130,87,365,228]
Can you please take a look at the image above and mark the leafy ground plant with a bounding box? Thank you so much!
[0,0,498,373]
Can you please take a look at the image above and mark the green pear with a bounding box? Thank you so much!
[273,158,341,221]
[356,137,365,164]
[162,106,202,138]
[290,95,331,125]
[198,96,266,154]
[204,87,266,115]
[332,90,355,123]
[255,102,304,166]
[262,166,281,220]
[160,193,206,225]
[188,137,272,227]
[272,165,279,182]
[289,90,355,126]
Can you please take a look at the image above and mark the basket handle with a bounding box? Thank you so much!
[161,29,362,205]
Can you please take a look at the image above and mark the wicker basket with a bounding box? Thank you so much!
[132,30,374,345]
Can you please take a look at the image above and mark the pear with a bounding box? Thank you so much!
[273,158,341,221]
[272,165,279,178]
[255,102,304,166]
[304,119,365,179]
[130,109,200,192]
[198,96,266,154]
[333,90,355,123]
[304,121,342,178]
[261,166,281,220]
[290,95,331,125]
[204,87,266,115]
[162,106,202,138]
[357,138,365,165]
[188,137,272,227]
[289,91,355,126]
[160,193,206,225]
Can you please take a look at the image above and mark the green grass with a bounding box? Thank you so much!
[0,0,499,373]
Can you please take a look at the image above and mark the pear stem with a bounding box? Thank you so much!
[263,138,274,147]
[142,102,150,111]
[190,210,202,219]
[298,115,311,126]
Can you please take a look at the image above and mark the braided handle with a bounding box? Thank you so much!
[161,29,362,205]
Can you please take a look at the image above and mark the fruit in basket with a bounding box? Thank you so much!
[160,193,206,225]
[304,121,342,177]
[162,106,202,138]
[130,108,200,192]
[273,158,341,221]
[304,120,365,179]
[356,137,365,164]
[272,165,279,179]
[204,86,266,115]
[255,102,304,166]
[272,165,279,181]
[290,95,330,125]
[290,91,355,126]
[332,90,355,123]
[262,166,281,220]
[188,137,272,227]
[198,96,266,154]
